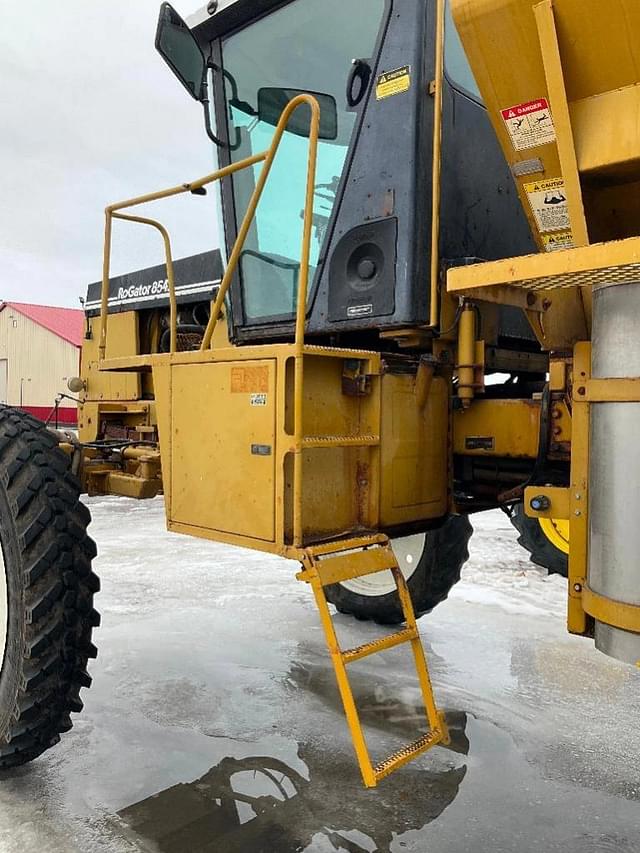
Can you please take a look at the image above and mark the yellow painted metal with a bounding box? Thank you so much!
[583,378,640,403]
[80,314,141,407]
[170,359,278,543]
[428,0,447,328]
[98,150,269,362]
[312,546,398,586]
[453,398,541,458]
[533,1,588,248]
[450,0,640,347]
[112,212,177,354]
[582,586,640,635]
[341,628,418,665]
[524,485,570,520]
[379,373,448,527]
[567,341,590,636]
[448,237,640,297]
[298,539,449,787]
[456,304,477,408]
[98,94,322,551]
[539,517,570,555]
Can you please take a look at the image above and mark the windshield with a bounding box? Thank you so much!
[222,0,387,324]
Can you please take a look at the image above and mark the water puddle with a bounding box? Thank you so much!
[117,717,468,853]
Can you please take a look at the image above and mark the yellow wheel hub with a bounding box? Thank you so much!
[539,517,570,555]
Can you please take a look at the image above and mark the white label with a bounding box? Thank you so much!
[347,304,373,318]
[525,178,570,233]
[250,394,267,407]
[501,98,556,151]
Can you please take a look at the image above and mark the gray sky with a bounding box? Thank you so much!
[0,1,221,308]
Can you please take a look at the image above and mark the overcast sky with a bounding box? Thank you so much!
[0,1,220,308]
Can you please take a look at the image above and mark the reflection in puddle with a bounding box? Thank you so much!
[118,715,468,853]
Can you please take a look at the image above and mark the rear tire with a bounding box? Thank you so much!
[510,502,568,577]
[325,515,473,625]
[0,407,99,769]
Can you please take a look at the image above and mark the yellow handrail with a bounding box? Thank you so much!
[201,94,320,350]
[98,150,268,359]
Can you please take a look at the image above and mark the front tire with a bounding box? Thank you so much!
[0,408,99,769]
[510,502,568,577]
[325,515,473,625]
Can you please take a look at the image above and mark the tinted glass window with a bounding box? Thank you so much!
[222,0,386,322]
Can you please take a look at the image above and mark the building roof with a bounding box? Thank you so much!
[0,302,84,348]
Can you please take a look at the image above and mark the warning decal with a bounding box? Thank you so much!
[376,66,411,100]
[501,98,556,151]
[231,366,269,394]
[525,178,570,233]
[542,232,575,253]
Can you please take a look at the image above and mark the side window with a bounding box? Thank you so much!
[444,0,483,101]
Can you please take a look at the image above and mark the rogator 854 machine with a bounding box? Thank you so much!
[0,0,638,787]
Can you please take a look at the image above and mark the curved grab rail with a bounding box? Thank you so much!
[98,95,320,360]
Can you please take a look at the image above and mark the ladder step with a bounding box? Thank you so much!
[302,434,380,448]
[305,534,387,558]
[314,545,397,586]
[374,729,444,783]
[342,627,417,664]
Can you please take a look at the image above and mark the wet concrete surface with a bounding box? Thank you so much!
[0,498,639,852]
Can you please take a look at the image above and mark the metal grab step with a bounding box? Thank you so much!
[302,434,380,449]
[297,536,449,787]
[342,627,418,664]
[373,724,446,783]
[304,544,398,586]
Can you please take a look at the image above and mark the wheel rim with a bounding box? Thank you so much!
[0,542,7,671]
[339,534,426,597]
[539,517,570,555]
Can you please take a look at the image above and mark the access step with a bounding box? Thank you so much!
[297,536,449,787]
[342,627,418,664]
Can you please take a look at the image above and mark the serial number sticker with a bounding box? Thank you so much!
[542,231,575,252]
[524,178,570,233]
[250,393,268,407]
[376,65,411,100]
[465,436,495,451]
[347,304,374,318]
[501,98,556,151]
[230,366,269,394]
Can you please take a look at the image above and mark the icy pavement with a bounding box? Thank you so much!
[0,498,638,853]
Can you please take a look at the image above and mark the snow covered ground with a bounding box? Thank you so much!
[0,498,638,853]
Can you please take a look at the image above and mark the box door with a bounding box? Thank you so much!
[170,360,277,542]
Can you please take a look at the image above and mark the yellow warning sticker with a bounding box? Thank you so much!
[524,177,570,233]
[542,232,574,252]
[376,66,411,100]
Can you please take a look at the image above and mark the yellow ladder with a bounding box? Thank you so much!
[297,535,449,787]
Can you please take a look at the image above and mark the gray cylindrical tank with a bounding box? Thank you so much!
[589,283,640,664]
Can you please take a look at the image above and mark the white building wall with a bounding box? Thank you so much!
[0,309,80,411]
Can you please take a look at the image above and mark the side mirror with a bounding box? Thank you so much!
[257,88,338,141]
[155,2,206,101]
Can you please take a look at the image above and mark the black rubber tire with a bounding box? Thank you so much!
[0,407,99,769]
[325,515,473,625]
[510,502,568,577]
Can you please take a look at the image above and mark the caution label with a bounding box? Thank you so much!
[542,231,575,252]
[501,98,556,151]
[376,66,411,100]
[525,178,570,233]
[231,366,269,394]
